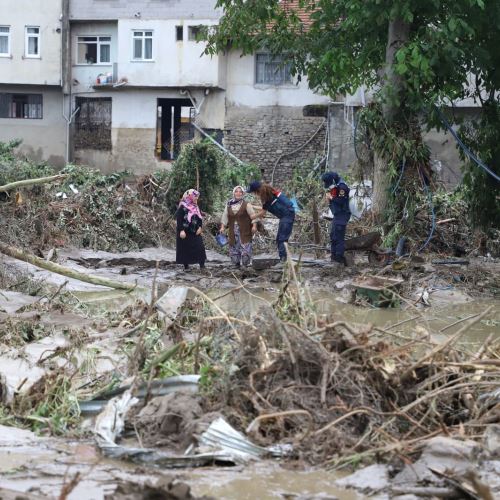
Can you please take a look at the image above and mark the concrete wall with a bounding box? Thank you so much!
[71,22,118,91]
[116,19,224,88]
[69,0,222,21]
[222,51,330,183]
[70,19,225,91]
[0,84,66,166]
[0,0,63,86]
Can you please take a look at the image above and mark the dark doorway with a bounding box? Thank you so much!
[157,98,194,160]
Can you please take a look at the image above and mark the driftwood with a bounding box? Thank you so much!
[0,174,68,193]
[0,241,136,291]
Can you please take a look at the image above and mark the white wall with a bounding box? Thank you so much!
[115,19,225,88]
[225,50,329,108]
[71,87,223,130]
[0,0,62,86]
[0,84,66,165]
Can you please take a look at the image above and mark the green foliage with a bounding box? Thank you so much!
[0,140,55,186]
[0,139,22,160]
[161,140,260,214]
[61,163,129,189]
[458,102,500,230]
[208,0,500,225]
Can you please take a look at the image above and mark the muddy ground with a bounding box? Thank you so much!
[0,245,499,499]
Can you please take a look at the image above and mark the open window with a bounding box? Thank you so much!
[77,36,111,64]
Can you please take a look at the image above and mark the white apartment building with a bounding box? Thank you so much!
[67,0,328,178]
[0,0,67,165]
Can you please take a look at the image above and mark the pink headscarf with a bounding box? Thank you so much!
[179,189,202,223]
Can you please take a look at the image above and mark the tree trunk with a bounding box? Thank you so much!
[0,242,136,291]
[372,151,391,217]
[0,174,68,193]
[372,17,410,218]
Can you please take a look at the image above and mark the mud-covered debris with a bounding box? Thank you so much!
[95,390,139,446]
[335,464,390,494]
[134,391,204,449]
[196,416,292,462]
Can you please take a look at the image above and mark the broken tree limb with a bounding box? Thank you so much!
[0,174,68,193]
[0,241,136,291]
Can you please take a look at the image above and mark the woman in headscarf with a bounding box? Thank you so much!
[219,185,258,267]
[176,189,207,270]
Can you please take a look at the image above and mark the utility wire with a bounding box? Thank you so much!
[436,106,500,183]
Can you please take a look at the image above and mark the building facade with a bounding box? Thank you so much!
[0,0,478,186]
[0,0,67,166]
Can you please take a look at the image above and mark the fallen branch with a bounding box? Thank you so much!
[0,174,68,192]
[0,241,136,291]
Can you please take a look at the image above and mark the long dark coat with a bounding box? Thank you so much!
[175,206,207,265]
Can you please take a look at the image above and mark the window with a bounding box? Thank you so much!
[77,36,111,64]
[74,97,112,150]
[0,26,10,56]
[176,26,183,41]
[255,53,292,85]
[132,30,153,60]
[25,26,40,58]
[188,25,204,41]
[0,93,43,119]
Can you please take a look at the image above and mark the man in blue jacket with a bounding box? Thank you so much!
[322,171,351,265]
[248,180,295,261]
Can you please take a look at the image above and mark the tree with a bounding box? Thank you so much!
[206,0,496,221]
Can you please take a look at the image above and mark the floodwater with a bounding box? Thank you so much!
[208,285,500,345]
[0,429,362,500]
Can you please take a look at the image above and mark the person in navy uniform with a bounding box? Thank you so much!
[322,171,351,265]
[247,180,295,261]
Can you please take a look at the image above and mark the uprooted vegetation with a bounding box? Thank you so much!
[0,140,259,253]
[2,139,499,258]
[0,258,498,472]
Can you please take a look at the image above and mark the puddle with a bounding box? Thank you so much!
[188,462,362,500]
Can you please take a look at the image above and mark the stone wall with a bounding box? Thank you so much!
[224,106,326,184]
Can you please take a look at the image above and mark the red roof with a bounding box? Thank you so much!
[280,0,313,27]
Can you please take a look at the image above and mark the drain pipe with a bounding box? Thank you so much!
[180,88,206,115]
[181,88,245,165]
[62,94,79,165]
